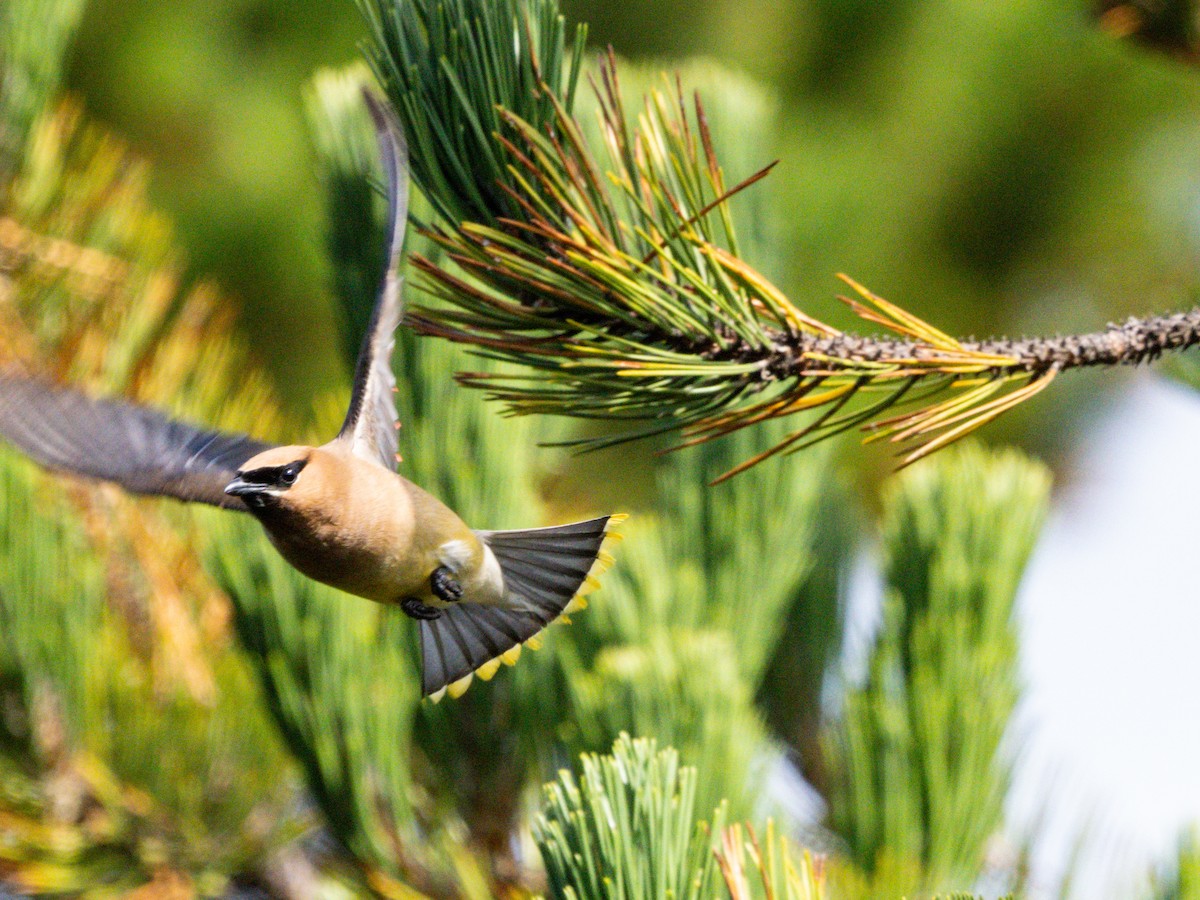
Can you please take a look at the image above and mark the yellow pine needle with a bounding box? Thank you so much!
[838,273,963,351]
[903,376,1043,438]
[713,247,836,335]
[616,363,763,376]
[899,371,1055,466]
[637,161,778,266]
[871,379,1006,443]
[674,384,855,452]
[800,353,902,374]
[711,431,807,485]
[967,351,1023,366]
[684,383,847,448]
[682,388,822,438]
[876,389,999,442]
[776,382,857,415]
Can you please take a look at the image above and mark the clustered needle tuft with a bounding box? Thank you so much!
[368,25,1200,478]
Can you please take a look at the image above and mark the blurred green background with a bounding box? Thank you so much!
[1,0,1195,896]
[65,0,1200,464]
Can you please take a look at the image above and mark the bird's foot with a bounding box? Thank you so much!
[401,597,442,620]
[430,566,464,602]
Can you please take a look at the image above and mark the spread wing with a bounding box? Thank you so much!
[335,91,409,471]
[0,373,275,509]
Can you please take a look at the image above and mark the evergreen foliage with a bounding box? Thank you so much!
[0,0,86,171]
[535,735,726,900]
[534,734,827,900]
[0,0,1171,896]
[358,0,587,227]
[549,424,842,822]
[1155,827,1200,900]
[826,444,1050,890]
[0,3,305,893]
[369,0,1200,478]
[304,63,391,371]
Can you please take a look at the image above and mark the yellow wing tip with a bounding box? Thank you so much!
[447,672,474,698]
[525,636,543,651]
[564,594,589,615]
[475,657,502,681]
[426,649,519,701]
[577,574,602,596]
[587,551,616,580]
[602,513,629,545]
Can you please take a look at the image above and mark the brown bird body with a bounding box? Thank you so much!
[0,93,621,701]
[240,443,499,610]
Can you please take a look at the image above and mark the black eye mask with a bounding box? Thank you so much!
[240,459,307,488]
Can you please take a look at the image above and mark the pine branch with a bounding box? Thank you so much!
[367,1,1200,477]
[780,304,1200,374]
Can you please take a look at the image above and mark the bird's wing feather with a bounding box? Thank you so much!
[419,604,545,697]
[419,516,619,698]
[0,374,275,509]
[336,91,409,471]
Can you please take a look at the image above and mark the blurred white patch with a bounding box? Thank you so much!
[437,539,473,572]
[1011,374,1200,898]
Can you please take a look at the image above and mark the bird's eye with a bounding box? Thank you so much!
[279,461,304,486]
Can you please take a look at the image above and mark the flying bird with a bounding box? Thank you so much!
[0,93,622,702]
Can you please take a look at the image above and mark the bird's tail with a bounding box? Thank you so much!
[417,514,626,700]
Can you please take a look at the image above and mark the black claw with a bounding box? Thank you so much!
[401,597,442,620]
[430,566,464,603]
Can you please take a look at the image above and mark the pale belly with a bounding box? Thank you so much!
[266,525,435,603]
[259,499,504,607]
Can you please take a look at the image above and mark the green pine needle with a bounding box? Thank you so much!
[825,443,1051,886]
[358,0,586,227]
[389,51,1047,476]
[352,0,1066,473]
[534,735,828,900]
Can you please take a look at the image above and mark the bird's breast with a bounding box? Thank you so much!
[257,466,482,606]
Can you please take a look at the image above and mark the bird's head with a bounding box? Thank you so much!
[225,445,316,511]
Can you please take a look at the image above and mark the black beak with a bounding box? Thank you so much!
[225,475,268,508]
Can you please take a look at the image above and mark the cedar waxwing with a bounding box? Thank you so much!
[0,93,622,701]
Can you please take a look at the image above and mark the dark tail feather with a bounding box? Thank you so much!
[418,514,625,700]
